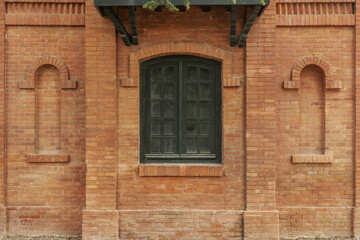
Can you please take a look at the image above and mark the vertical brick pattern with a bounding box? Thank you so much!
[355,0,360,236]
[85,0,116,210]
[246,2,276,210]
[0,0,5,234]
[244,1,278,239]
[83,0,118,238]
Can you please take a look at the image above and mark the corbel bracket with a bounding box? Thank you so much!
[128,6,139,46]
[102,6,133,46]
[230,6,237,47]
[237,5,261,47]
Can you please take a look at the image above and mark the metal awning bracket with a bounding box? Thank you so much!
[94,0,269,47]
[103,6,132,46]
[128,6,139,46]
[237,5,261,47]
[230,5,237,47]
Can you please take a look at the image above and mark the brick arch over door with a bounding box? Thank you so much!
[283,56,341,89]
[18,56,77,89]
[122,43,237,87]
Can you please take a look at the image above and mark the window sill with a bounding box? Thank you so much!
[26,154,69,163]
[139,164,223,177]
[291,154,333,164]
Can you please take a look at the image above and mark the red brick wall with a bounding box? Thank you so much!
[0,0,6,234]
[298,65,325,154]
[0,0,358,238]
[355,0,360,237]
[118,210,243,239]
[36,66,61,151]
[117,5,245,207]
[5,26,85,235]
[276,26,355,238]
[112,6,247,239]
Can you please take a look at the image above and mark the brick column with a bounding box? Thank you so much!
[0,0,6,235]
[354,0,360,237]
[82,1,118,239]
[244,2,278,239]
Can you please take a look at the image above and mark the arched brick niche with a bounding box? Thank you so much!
[283,56,341,90]
[18,56,77,89]
[283,56,338,164]
[121,42,238,87]
[18,56,77,163]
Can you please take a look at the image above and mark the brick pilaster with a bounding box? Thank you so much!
[83,1,118,239]
[244,2,278,239]
[0,0,6,235]
[354,0,360,237]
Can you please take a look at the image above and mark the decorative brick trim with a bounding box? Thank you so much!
[283,80,300,89]
[291,154,333,164]
[223,76,242,88]
[18,56,77,89]
[284,56,341,90]
[6,2,85,14]
[6,14,85,26]
[5,3,85,26]
[326,80,342,89]
[5,0,84,2]
[276,2,355,26]
[276,15,355,26]
[26,154,69,163]
[120,77,137,87]
[277,0,354,3]
[139,164,223,177]
[125,42,233,87]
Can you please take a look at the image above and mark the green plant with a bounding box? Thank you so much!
[143,0,265,12]
[143,0,190,11]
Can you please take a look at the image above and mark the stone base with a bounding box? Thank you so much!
[244,210,279,240]
[82,210,118,240]
[2,236,81,240]
[353,207,360,237]
[0,207,6,236]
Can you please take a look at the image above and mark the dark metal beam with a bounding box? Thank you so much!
[201,6,212,12]
[95,0,270,47]
[103,6,132,46]
[94,0,269,7]
[237,5,261,47]
[258,3,268,16]
[128,6,138,45]
[95,6,105,16]
[230,5,237,47]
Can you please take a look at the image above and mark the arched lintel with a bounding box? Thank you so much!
[122,42,238,87]
[18,56,77,89]
[283,56,341,90]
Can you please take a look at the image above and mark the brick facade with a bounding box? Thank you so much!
[0,0,359,239]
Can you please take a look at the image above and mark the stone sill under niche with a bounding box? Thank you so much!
[291,154,333,164]
[26,153,70,163]
[139,164,223,177]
